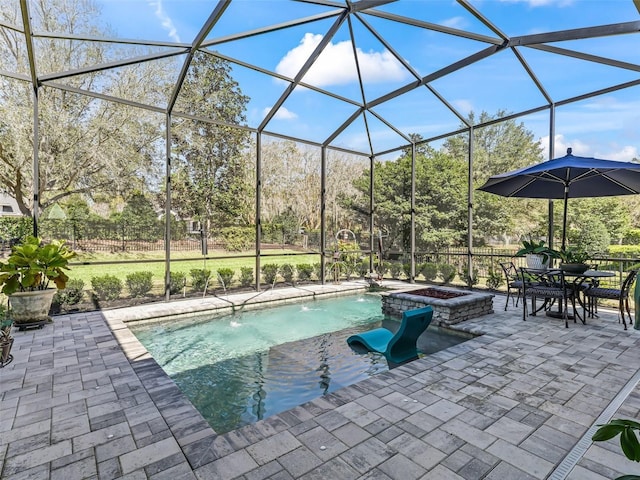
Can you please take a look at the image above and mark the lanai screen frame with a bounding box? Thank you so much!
[5,0,640,298]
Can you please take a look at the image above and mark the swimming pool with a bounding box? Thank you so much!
[130,293,471,434]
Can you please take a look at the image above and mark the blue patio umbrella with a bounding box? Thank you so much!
[477,148,640,249]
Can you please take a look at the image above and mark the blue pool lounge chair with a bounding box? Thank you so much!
[347,305,434,365]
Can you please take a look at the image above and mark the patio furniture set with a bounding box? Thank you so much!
[500,261,638,330]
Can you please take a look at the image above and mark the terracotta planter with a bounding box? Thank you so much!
[8,289,57,324]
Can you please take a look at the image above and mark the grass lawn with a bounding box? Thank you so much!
[69,250,323,293]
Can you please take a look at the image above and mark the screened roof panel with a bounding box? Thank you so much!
[429,49,548,120]
[368,0,502,39]
[330,111,406,154]
[467,0,640,36]
[269,84,364,146]
[204,0,338,40]
[0,26,29,76]
[48,57,180,109]
[227,63,294,129]
[2,0,639,159]
[371,86,463,142]
[0,0,23,29]
[359,14,494,79]
[207,17,340,76]
[547,35,640,66]
[518,46,640,102]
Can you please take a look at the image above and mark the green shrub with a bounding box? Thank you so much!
[312,262,322,280]
[190,268,211,291]
[91,275,123,301]
[239,267,254,287]
[485,268,504,290]
[461,266,478,287]
[378,261,390,277]
[389,262,403,279]
[279,263,295,284]
[169,271,187,294]
[54,278,85,306]
[421,262,438,281]
[126,271,153,297]
[217,268,234,287]
[402,263,411,279]
[438,263,456,283]
[342,260,358,280]
[357,259,370,278]
[296,263,313,281]
[261,263,279,285]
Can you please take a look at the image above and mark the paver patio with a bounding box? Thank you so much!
[1,281,640,479]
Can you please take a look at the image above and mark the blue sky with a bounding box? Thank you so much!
[96,0,640,160]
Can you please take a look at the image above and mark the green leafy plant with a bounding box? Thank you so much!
[485,268,504,290]
[279,263,295,284]
[190,268,211,291]
[53,279,85,306]
[91,274,123,301]
[554,246,590,264]
[239,267,253,287]
[125,271,153,297]
[296,263,313,282]
[0,236,76,295]
[462,266,479,287]
[389,262,403,279]
[261,263,279,285]
[402,263,411,279]
[169,271,187,294]
[217,268,234,287]
[592,419,640,480]
[516,238,555,263]
[312,262,322,280]
[357,260,370,278]
[420,262,438,281]
[438,263,457,283]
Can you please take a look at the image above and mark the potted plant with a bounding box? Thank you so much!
[0,236,76,329]
[554,246,590,274]
[1,303,13,367]
[516,238,554,269]
[592,418,640,479]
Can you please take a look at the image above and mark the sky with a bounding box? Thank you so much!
[94,0,640,161]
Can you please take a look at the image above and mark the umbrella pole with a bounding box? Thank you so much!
[561,185,569,251]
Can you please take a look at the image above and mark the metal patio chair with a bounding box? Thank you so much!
[583,269,638,330]
[499,261,524,310]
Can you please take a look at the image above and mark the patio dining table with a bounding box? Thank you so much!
[545,269,615,321]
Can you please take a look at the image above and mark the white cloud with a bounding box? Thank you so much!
[275,33,408,87]
[451,99,474,115]
[538,134,638,162]
[497,0,574,6]
[262,106,298,120]
[440,16,467,29]
[604,145,639,161]
[147,0,181,43]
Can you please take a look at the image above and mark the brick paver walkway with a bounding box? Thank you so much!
[1,282,639,479]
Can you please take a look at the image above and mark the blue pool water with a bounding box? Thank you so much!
[130,293,469,433]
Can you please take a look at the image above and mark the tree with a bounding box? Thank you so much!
[0,0,168,216]
[348,145,468,252]
[444,111,545,242]
[119,192,160,240]
[170,51,251,233]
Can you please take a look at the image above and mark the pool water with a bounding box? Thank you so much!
[130,293,470,434]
